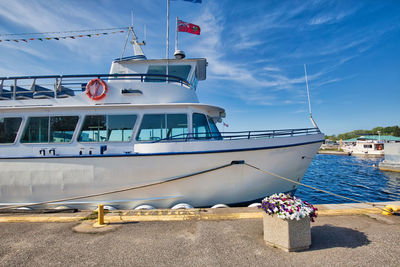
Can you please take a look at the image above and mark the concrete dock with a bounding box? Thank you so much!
[0,202,399,266]
[318,150,349,155]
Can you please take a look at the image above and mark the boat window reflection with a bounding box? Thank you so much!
[144,65,191,82]
[50,116,79,143]
[136,114,188,141]
[0,117,22,144]
[192,113,211,139]
[79,115,137,142]
[207,116,222,140]
[21,116,78,143]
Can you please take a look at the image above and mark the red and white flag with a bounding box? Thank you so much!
[178,20,200,35]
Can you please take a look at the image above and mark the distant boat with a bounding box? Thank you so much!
[341,135,400,156]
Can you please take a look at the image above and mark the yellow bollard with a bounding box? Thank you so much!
[98,204,105,225]
[382,205,400,216]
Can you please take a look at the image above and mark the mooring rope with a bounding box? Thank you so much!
[0,159,393,214]
[0,161,242,210]
[244,162,390,213]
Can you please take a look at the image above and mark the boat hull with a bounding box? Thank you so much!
[0,137,323,209]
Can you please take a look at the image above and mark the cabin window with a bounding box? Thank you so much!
[79,115,137,142]
[50,116,79,143]
[136,114,188,141]
[21,116,78,143]
[207,116,222,139]
[0,117,22,144]
[363,144,373,149]
[145,65,191,82]
[192,113,211,139]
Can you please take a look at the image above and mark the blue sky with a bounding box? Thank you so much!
[0,0,399,135]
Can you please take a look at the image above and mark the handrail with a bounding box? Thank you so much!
[0,73,189,84]
[0,73,193,100]
[150,127,321,143]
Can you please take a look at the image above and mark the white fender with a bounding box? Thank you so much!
[171,203,193,209]
[248,203,261,208]
[211,204,229,208]
[55,205,70,210]
[16,207,32,210]
[134,205,156,210]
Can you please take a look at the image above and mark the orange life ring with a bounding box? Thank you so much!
[86,78,108,100]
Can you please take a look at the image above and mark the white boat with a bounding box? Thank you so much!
[0,29,324,210]
[342,137,384,156]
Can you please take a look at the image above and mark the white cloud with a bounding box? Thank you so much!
[187,4,332,106]
[0,1,126,62]
[262,66,281,72]
[0,42,49,60]
[308,5,361,25]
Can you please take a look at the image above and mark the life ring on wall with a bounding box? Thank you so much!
[86,78,108,100]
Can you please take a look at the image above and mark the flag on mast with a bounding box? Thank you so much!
[177,20,200,35]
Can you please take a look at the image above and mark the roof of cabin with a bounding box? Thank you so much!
[342,135,400,142]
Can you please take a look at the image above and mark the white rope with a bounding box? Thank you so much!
[0,161,238,210]
[244,162,389,212]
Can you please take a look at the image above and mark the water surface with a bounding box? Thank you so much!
[295,154,400,204]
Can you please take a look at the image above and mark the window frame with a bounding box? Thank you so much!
[136,113,189,142]
[78,114,138,143]
[0,116,23,145]
[144,64,192,83]
[207,115,222,140]
[20,115,79,144]
[192,112,212,140]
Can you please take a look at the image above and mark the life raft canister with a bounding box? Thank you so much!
[86,78,108,100]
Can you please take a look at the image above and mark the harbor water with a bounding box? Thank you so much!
[296,154,400,204]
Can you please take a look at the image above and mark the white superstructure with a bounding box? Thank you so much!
[342,139,384,156]
[0,37,324,209]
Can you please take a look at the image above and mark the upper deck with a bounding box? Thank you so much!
[0,57,207,108]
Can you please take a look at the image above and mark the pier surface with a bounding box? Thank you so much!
[0,202,399,266]
[318,150,350,155]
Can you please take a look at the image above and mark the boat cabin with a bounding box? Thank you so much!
[0,103,225,157]
[0,57,207,105]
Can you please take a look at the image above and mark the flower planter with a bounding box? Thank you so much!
[263,213,311,252]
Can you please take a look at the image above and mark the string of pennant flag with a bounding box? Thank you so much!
[0,27,128,43]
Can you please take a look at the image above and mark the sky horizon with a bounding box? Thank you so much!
[0,0,399,135]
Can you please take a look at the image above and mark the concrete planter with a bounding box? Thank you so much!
[263,213,311,252]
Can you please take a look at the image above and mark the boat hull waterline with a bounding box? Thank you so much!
[0,136,323,209]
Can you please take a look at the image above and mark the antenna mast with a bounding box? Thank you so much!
[304,64,318,129]
[120,11,146,60]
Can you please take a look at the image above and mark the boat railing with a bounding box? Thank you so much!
[0,73,192,100]
[152,127,321,143]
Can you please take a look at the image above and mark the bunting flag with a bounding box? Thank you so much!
[0,27,128,44]
[178,20,200,35]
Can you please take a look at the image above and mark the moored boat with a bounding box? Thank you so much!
[0,28,324,210]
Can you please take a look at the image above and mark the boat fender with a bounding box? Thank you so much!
[171,203,193,210]
[55,205,70,210]
[85,78,108,100]
[134,205,155,210]
[382,205,400,216]
[211,204,229,209]
[16,207,32,211]
[94,205,116,211]
[248,203,262,208]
